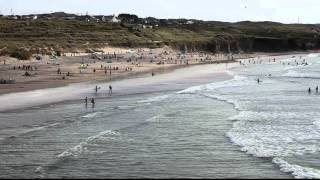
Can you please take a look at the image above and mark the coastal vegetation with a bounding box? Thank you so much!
[1,12,320,58]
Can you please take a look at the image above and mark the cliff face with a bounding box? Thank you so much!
[170,36,320,54]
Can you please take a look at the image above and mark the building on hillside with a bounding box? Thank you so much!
[102,16,106,22]
[12,16,18,20]
[110,15,120,23]
[186,20,194,25]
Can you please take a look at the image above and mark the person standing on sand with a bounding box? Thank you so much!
[316,86,319,93]
[85,97,88,105]
[308,88,312,94]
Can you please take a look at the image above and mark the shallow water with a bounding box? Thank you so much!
[181,53,320,178]
[2,55,319,178]
[0,92,291,178]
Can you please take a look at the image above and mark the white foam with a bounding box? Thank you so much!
[58,130,120,159]
[273,157,320,179]
[202,94,244,111]
[116,105,135,110]
[313,119,320,131]
[283,70,320,79]
[227,110,320,158]
[178,75,249,94]
[138,94,171,103]
[22,123,60,134]
[145,115,162,122]
[81,112,101,118]
[308,53,320,58]
[225,70,236,76]
[57,143,87,159]
[35,166,42,173]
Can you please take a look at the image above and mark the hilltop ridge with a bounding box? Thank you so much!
[1,12,320,59]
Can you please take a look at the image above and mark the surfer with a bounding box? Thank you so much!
[91,98,95,106]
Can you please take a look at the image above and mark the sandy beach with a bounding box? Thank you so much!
[2,45,298,96]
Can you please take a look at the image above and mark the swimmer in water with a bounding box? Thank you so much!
[108,85,112,96]
[91,98,95,108]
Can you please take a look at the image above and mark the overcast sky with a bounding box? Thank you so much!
[0,0,319,24]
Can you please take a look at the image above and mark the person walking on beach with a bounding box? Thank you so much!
[109,85,112,96]
[95,85,99,93]
[85,96,88,105]
[257,78,260,84]
[308,88,312,94]
[316,86,319,93]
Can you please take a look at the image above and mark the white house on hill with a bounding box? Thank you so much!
[111,15,120,23]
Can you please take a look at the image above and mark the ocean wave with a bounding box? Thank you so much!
[273,157,320,179]
[116,95,172,110]
[138,94,172,103]
[115,105,136,110]
[282,70,320,79]
[178,75,249,94]
[201,94,245,111]
[145,115,163,122]
[81,112,103,118]
[226,110,320,158]
[229,111,316,122]
[307,53,320,58]
[57,130,120,159]
[35,130,121,176]
[22,123,60,134]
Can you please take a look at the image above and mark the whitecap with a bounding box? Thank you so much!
[57,130,120,159]
[273,157,320,179]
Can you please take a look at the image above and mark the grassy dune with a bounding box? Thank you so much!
[1,17,320,57]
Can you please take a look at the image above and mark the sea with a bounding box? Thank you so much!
[1,53,320,178]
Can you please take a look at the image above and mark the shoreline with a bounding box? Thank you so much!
[0,48,314,96]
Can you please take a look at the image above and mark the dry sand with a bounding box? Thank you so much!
[0,46,308,95]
